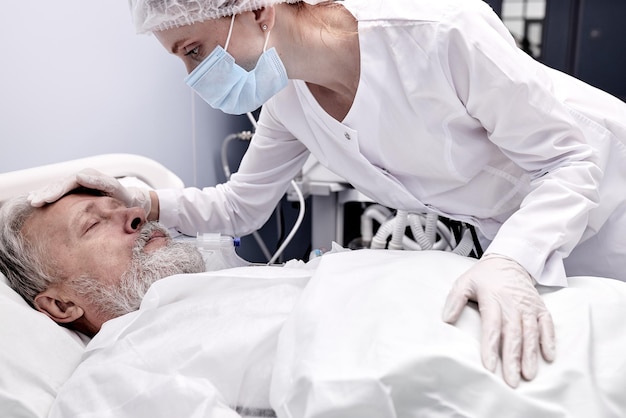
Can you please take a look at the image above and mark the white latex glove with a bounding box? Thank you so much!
[28,168,151,215]
[442,254,556,388]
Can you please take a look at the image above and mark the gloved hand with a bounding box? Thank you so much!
[28,168,152,215]
[442,253,556,388]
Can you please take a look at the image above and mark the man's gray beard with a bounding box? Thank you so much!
[68,222,206,320]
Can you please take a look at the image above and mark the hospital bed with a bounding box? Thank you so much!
[0,153,185,203]
[1,154,626,418]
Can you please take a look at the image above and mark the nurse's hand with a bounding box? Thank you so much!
[28,168,152,215]
[442,254,556,388]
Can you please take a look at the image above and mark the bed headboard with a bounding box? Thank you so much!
[0,153,185,204]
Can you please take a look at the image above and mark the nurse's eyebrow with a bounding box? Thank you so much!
[170,40,185,54]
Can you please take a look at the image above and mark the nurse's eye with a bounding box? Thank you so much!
[184,46,200,57]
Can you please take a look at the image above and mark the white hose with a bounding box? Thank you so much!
[267,179,305,265]
[246,112,258,128]
[360,204,393,245]
[389,210,408,250]
[431,219,455,251]
[220,132,252,179]
[424,212,439,245]
[220,130,272,261]
[371,217,396,249]
[401,236,422,250]
[370,213,424,251]
[451,229,475,256]
[219,112,308,263]
[368,208,475,256]
[439,220,456,250]
[408,213,433,250]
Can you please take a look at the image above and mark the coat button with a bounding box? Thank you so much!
[344,132,351,140]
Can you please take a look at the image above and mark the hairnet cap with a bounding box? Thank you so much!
[129,0,326,34]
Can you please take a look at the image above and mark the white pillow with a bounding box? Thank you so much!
[0,272,86,418]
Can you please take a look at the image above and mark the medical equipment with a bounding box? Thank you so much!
[358,208,476,256]
[284,156,480,257]
[196,232,251,270]
[220,112,306,265]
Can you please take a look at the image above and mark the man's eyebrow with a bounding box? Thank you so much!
[70,201,97,234]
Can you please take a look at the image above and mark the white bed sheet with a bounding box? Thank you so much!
[48,263,315,418]
[48,249,626,417]
[272,250,626,417]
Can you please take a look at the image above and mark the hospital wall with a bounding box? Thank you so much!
[0,0,249,189]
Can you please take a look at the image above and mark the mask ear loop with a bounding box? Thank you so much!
[224,13,236,52]
[263,30,271,52]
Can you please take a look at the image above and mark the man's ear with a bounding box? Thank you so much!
[34,288,85,324]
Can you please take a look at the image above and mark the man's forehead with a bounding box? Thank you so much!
[22,194,106,238]
[42,193,96,215]
[22,196,76,238]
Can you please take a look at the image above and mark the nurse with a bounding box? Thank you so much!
[31,0,626,388]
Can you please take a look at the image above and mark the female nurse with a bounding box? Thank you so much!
[31,0,626,388]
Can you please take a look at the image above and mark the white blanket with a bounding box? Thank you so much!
[49,250,626,417]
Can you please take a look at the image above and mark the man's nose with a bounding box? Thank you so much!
[124,206,146,233]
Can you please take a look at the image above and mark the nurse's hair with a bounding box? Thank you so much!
[0,195,56,307]
[128,0,330,34]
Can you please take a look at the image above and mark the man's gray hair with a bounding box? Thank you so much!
[0,195,57,307]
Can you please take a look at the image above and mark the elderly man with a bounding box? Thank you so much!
[0,188,206,337]
[1,186,626,417]
[0,187,308,417]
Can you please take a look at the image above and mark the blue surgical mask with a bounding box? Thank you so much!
[185,15,288,115]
